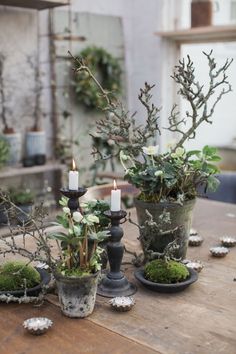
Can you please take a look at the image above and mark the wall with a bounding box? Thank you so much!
[177,0,236,150]
[0,0,164,169]
[51,0,163,183]
[65,0,163,123]
[0,8,37,135]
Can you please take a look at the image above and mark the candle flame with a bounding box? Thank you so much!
[72,159,76,171]
[113,179,117,190]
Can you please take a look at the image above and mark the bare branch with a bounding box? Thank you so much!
[170,51,233,148]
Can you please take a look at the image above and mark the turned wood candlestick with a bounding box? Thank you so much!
[97,210,137,298]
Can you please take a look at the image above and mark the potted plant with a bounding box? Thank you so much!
[48,197,109,318]
[0,192,109,314]
[0,54,21,165]
[70,50,232,259]
[24,55,46,166]
[0,260,50,297]
[9,188,34,224]
[134,235,198,293]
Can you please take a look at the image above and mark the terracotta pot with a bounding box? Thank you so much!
[134,198,196,259]
[191,0,218,27]
[54,271,99,318]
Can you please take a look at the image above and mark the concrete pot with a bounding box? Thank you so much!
[134,198,196,259]
[55,271,99,318]
[0,203,8,226]
[3,132,21,165]
[16,204,32,224]
[25,131,46,157]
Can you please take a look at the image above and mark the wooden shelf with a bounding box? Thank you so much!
[156,25,236,44]
[0,0,69,10]
[0,161,66,179]
[52,34,86,41]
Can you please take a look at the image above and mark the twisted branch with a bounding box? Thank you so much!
[171,51,233,148]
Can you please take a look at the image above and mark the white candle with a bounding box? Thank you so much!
[69,159,79,190]
[111,180,121,211]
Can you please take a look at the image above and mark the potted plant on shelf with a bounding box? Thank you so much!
[0,54,21,165]
[48,196,109,318]
[24,55,46,166]
[70,50,232,259]
[9,188,34,224]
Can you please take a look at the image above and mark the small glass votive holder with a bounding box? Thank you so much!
[220,236,236,247]
[23,317,53,335]
[189,235,203,246]
[210,246,229,258]
[109,296,135,312]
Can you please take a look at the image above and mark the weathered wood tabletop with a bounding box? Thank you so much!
[0,198,235,354]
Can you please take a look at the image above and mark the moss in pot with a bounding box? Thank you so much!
[134,237,198,293]
[0,261,40,291]
[144,259,189,284]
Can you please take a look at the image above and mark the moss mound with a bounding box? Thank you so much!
[0,261,41,291]
[144,259,189,284]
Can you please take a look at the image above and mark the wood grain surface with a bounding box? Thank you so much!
[0,198,236,354]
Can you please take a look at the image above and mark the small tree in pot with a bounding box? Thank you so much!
[0,54,21,164]
[70,50,232,259]
[24,55,46,165]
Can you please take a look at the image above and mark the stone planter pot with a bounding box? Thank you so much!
[16,204,32,224]
[134,198,196,259]
[25,131,46,158]
[3,132,21,165]
[54,271,99,318]
[0,203,8,226]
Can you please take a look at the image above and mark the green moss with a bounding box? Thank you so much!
[0,261,40,291]
[144,259,189,284]
[57,265,92,277]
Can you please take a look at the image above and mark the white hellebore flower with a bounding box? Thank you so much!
[63,207,70,215]
[73,211,83,223]
[120,150,129,161]
[154,170,163,177]
[171,147,186,159]
[142,145,159,156]
[87,214,99,224]
[175,147,185,157]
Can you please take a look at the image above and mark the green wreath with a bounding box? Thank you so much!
[74,46,122,110]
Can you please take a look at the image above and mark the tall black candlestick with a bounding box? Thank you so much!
[60,187,87,214]
[97,210,137,297]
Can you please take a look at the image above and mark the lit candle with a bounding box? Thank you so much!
[111,180,121,211]
[69,159,79,190]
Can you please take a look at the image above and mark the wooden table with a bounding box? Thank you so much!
[0,199,236,354]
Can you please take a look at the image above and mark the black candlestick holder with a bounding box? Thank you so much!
[97,210,137,298]
[60,187,87,214]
